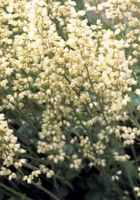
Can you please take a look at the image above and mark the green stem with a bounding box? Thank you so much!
[0,182,31,200]
[33,183,61,200]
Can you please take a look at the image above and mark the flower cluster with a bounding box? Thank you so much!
[0,1,140,197]
[0,114,25,180]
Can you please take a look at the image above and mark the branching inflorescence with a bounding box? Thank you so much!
[0,0,140,198]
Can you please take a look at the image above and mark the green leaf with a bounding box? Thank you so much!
[17,123,38,145]
[131,94,140,107]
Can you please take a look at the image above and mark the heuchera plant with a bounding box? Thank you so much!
[0,0,140,199]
